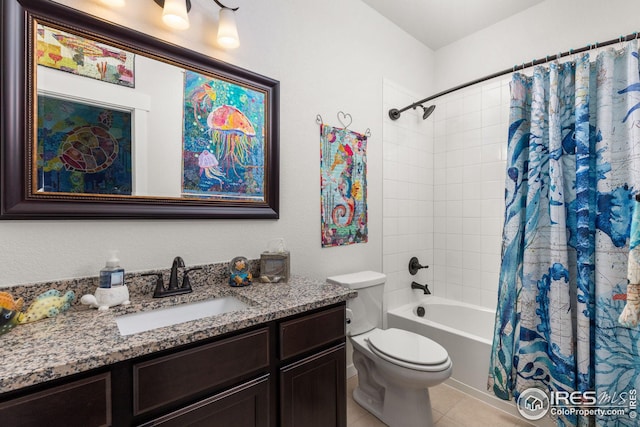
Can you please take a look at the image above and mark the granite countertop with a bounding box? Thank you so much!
[0,275,356,394]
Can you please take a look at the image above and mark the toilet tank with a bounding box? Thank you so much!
[326,271,386,336]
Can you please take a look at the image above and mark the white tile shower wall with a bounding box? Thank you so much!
[383,79,434,313]
[432,77,511,309]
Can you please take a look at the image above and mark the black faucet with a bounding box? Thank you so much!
[143,257,202,298]
[168,257,185,290]
[411,281,431,295]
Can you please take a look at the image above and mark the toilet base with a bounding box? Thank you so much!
[350,331,450,427]
[353,385,384,421]
[353,383,434,427]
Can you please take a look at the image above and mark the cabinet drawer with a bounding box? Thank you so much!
[279,305,345,360]
[134,327,269,415]
[142,375,270,427]
[0,372,111,427]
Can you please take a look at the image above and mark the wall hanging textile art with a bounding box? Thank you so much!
[36,24,135,87]
[489,41,640,427]
[182,70,267,202]
[319,113,368,247]
[37,95,132,195]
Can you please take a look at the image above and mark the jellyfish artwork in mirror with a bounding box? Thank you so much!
[182,70,266,201]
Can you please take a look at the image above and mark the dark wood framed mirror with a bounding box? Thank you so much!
[1,0,279,219]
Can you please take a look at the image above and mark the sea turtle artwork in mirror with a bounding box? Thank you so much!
[0,0,280,219]
[37,95,133,195]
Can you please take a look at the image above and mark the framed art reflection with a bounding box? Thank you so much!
[1,0,279,219]
[36,95,132,195]
[182,70,267,202]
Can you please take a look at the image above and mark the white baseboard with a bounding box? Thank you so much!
[347,363,357,379]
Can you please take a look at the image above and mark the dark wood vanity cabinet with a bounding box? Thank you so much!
[134,328,270,417]
[0,372,112,427]
[279,305,347,427]
[0,303,346,427]
[141,375,271,427]
[135,327,271,426]
[280,345,346,427]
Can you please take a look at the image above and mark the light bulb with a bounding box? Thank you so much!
[217,8,239,49]
[162,0,190,30]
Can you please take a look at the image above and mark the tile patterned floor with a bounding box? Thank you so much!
[347,375,533,427]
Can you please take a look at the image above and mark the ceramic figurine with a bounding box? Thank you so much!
[0,291,24,312]
[17,289,75,324]
[229,256,252,287]
[80,286,130,311]
[0,308,19,335]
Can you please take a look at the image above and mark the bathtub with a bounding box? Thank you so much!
[387,297,557,425]
[386,296,494,394]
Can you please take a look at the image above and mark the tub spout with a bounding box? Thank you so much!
[411,281,431,295]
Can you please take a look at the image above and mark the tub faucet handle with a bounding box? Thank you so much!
[409,257,429,275]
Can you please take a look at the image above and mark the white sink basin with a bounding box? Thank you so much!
[116,296,249,336]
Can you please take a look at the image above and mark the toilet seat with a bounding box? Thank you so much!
[366,328,451,372]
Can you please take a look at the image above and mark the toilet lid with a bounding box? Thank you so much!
[367,328,449,366]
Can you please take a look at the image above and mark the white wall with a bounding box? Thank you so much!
[382,77,508,311]
[382,79,434,311]
[430,77,510,309]
[434,0,640,92]
[0,0,434,286]
[427,0,640,307]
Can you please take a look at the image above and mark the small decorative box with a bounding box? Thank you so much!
[260,252,290,283]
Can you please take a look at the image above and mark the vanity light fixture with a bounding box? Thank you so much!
[152,0,240,48]
[214,0,240,49]
[153,0,192,30]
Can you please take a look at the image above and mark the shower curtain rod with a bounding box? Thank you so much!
[389,30,640,120]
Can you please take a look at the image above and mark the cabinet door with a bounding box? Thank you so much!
[280,344,346,427]
[141,375,270,427]
[0,372,111,427]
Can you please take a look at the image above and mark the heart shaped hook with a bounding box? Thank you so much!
[337,111,353,129]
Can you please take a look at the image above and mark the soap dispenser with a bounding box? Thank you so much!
[81,251,130,311]
[100,250,125,288]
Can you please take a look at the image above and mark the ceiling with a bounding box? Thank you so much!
[361,0,544,50]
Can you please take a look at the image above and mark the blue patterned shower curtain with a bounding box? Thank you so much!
[488,42,640,427]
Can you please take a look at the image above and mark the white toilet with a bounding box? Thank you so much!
[327,271,452,427]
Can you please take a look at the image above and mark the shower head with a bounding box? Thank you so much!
[419,104,436,120]
[388,101,436,121]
